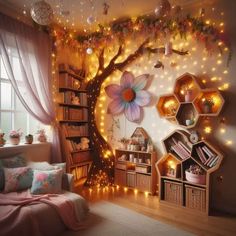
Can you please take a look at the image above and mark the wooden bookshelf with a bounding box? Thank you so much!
[156,129,224,215]
[58,63,92,182]
[156,73,225,129]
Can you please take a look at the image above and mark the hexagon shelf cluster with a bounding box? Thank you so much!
[156,130,224,214]
[156,73,225,129]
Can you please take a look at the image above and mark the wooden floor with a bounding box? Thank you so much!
[75,185,236,236]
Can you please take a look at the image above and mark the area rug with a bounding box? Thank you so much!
[61,201,195,236]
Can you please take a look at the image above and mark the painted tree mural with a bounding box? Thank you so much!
[85,38,188,187]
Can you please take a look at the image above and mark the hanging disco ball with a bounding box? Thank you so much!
[30,0,53,25]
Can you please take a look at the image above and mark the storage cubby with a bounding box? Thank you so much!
[173,73,200,103]
[156,94,179,119]
[162,130,192,161]
[156,153,181,179]
[156,129,224,214]
[176,103,199,128]
[191,141,223,172]
[193,89,225,116]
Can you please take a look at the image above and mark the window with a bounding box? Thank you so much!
[0,51,47,143]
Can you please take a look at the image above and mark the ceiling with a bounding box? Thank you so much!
[0,0,214,31]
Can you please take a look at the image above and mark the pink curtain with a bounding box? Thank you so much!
[0,13,61,163]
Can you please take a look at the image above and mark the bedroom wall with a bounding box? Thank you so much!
[94,0,236,214]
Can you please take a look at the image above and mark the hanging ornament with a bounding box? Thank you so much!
[86,48,93,55]
[103,2,110,15]
[87,15,95,24]
[154,0,171,18]
[199,8,205,17]
[30,0,53,25]
[154,61,164,69]
[165,42,172,56]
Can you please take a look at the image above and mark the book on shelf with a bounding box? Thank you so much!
[202,145,215,158]
[62,124,88,137]
[59,107,88,121]
[196,146,207,163]
[178,141,191,154]
[171,143,190,160]
[208,156,219,167]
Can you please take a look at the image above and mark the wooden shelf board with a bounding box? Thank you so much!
[59,103,88,108]
[66,135,89,139]
[116,149,153,154]
[160,176,182,182]
[183,180,207,188]
[117,160,151,166]
[69,161,92,168]
[59,120,89,124]
[71,148,92,154]
[59,87,87,93]
[59,70,85,81]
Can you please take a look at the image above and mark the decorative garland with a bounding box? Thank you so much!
[53,13,231,62]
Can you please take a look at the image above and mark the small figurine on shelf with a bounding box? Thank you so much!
[202,98,214,113]
[25,134,33,144]
[185,110,195,126]
[71,93,80,105]
[36,129,47,142]
[119,137,129,150]
[129,139,140,151]
[0,130,6,147]
[77,137,89,150]
[9,129,22,145]
[147,139,154,152]
[185,89,194,102]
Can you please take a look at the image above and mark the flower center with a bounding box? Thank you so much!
[122,88,136,102]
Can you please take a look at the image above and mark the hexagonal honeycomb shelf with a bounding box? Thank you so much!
[156,72,225,129]
[193,89,225,116]
[176,103,199,128]
[156,94,179,120]
[174,73,201,103]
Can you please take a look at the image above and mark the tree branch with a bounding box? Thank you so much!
[145,47,188,55]
[96,48,105,75]
[109,45,123,66]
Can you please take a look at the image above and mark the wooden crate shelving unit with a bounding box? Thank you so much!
[156,129,224,215]
[156,72,225,129]
[58,63,92,182]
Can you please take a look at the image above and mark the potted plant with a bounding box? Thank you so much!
[36,129,47,142]
[185,164,206,185]
[25,134,33,144]
[0,130,6,147]
[202,98,214,113]
[9,129,22,145]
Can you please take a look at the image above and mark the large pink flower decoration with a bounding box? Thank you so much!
[105,71,151,122]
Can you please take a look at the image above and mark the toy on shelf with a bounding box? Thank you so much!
[77,137,90,150]
[0,130,6,147]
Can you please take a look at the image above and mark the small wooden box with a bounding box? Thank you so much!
[136,173,151,192]
[115,169,126,186]
[127,172,136,188]
[164,180,182,205]
[185,185,206,212]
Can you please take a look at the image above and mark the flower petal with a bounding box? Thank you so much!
[124,102,141,122]
[135,90,151,106]
[133,74,149,91]
[105,84,121,99]
[107,98,125,115]
[120,71,134,88]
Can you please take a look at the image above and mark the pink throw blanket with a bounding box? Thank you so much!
[0,190,83,236]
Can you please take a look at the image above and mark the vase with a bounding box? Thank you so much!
[185,90,193,102]
[25,136,33,144]
[10,137,20,145]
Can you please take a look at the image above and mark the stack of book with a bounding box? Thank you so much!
[79,93,88,106]
[62,124,88,137]
[170,138,191,160]
[59,107,88,121]
[195,145,219,168]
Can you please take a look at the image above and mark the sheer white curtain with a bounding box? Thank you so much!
[0,13,61,162]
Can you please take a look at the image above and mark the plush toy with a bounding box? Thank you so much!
[77,137,90,150]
